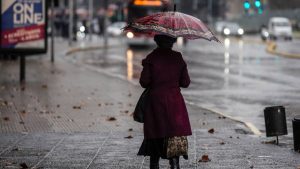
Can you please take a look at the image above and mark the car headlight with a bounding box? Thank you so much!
[224,28,230,35]
[263,31,269,37]
[80,26,85,32]
[238,28,244,35]
[126,32,134,39]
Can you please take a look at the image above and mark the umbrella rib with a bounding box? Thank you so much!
[180,13,192,37]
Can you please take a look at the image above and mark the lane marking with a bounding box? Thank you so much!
[266,41,300,59]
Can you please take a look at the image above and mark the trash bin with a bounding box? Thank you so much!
[293,115,300,152]
[264,106,288,137]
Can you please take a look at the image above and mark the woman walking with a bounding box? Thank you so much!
[137,34,192,169]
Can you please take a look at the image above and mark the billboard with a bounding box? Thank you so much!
[0,0,47,54]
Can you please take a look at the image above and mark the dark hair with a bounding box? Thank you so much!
[154,34,177,49]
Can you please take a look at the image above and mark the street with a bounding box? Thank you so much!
[70,36,300,135]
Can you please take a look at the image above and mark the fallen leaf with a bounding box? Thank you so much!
[124,135,133,139]
[128,93,132,97]
[208,128,215,134]
[219,142,225,145]
[128,128,133,132]
[124,110,129,114]
[261,140,276,144]
[41,84,48,89]
[56,116,61,119]
[12,147,19,151]
[202,122,206,125]
[3,117,9,121]
[229,136,233,138]
[20,110,26,114]
[98,103,102,107]
[73,106,81,109]
[198,155,211,162]
[237,136,240,139]
[20,162,28,169]
[107,117,117,121]
[21,86,25,91]
[19,121,25,124]
[56,104,60,108]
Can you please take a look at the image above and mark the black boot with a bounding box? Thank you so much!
[169,156,180,169]
[150,156,159,169]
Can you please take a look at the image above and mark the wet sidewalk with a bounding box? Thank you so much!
[0,38,299,168]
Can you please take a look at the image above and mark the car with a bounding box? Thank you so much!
[268,17,292,41]
[215,21,244,37]
[107,22,126,36]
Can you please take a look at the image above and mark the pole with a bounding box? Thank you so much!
[276,136,279,145]
[208,0,213,24]
[69,0,73,45]
[51,0,55,62]
[104,0,108,48]
[20,56,25,84]
[88,0,93,41]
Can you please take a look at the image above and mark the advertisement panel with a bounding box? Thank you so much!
[0,0,47,54]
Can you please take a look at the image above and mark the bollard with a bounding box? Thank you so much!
[264,106,288,145]
[293,115,300,152]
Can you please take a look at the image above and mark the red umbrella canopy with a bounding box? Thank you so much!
[124,11,220,42]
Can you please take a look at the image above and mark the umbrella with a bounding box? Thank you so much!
[123,11,220,42]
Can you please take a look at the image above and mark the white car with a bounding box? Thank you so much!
[107,22,126,36]
[268,17,292,40]
[215,21,244,37]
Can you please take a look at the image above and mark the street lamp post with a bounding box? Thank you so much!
[51,0,55,62]
[69,0,74,45]
[88,0,93,41]
[208,0,213,24]
[104,0,109,48]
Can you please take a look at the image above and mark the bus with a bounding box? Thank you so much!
[126,0,170,46]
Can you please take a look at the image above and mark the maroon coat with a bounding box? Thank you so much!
[140,47,192,139]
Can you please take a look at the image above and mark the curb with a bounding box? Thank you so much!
[266,42,300,59]
[185,101,262,136]
[65,44,122,56]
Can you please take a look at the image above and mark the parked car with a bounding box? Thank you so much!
[107,22,126,36]
[268,17,292,41]
[215,21,244,37]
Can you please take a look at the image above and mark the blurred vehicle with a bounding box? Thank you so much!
[76,21,86,39]
[268,17,292,41]
[107,22,126,36]
[215,21,226,33]
[126,0,170,46]
[215,21,244,37]
[260,26,269,41]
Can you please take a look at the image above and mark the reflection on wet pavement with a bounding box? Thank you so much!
[71,37,300,133]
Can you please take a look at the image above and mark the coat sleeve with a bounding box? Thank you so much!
[179,54,190,88]
[139,57,152,88]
